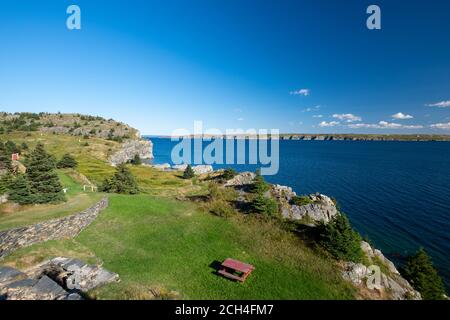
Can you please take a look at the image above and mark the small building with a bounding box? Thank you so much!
[11,153,20,161]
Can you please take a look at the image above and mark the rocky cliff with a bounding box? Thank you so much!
[223,172,421,300]
[109,139,154,166]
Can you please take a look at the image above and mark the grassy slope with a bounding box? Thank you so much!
[3,195,355,299]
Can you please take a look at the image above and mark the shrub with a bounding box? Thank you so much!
[318,213,363,263]
[291,196,312,206]
[251,169,269,193]
[100,164,139,194]
[183,165,195,179]
[208,199,236,218]
[401,248,446,300]
[57,154,78,169]
[130,154,142,165]
[222,168,237,180]
[251,193,279,216]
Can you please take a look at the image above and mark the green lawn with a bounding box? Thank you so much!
[2,194,355,300]
[0,170,103,231]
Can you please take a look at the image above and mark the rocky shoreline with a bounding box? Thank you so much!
[220,171,421,300]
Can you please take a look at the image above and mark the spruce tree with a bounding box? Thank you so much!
[57,153,78,168]
[101,164,139,194]
[183,165,195,179]
[0,142,12,173]
[251,169,269,193]
[401,248,446,300]
[113,164,139,194]
[131,154,142,165]
[26,143,65,203]
[318,213,363,263]
[8,174,33,205]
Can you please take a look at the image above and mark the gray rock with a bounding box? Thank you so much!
[192,165,213,175]
[110,139,153,166]
[32,276,67,298]
[224,172,256,187]
[0,266,26,285]
[6,278,37,289]
[281,193,338,224]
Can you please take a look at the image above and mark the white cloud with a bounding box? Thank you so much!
[332,113,362,122]
[237,118,244,121]
[426,100,450,108]
[312,114,323,118]
[302,105,320,112]
[290,88,310,96]
[392,112,413,120]
[318,121,340,127]
[430,122,450,129]
[348,121,423,129]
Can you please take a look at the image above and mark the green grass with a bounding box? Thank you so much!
[0,170,103,231]
[2,194,355,299]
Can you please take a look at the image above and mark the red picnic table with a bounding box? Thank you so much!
[218,258,255,283]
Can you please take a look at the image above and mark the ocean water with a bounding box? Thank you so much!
[146,137,450,289]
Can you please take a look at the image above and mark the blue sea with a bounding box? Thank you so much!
[145,137,450,289]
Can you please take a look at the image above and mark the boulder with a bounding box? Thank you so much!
[110,139,153,166]
[281,193,338,224]
[192,165,213,175]
[0,257,119,300]
[224,172,256,187]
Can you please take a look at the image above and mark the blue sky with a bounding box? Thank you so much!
[0,0,449,135]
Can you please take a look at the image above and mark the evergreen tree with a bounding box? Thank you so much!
[100,164,139,194]
[0,172,13,195]
[5,140,20,154]
[21,142,29,151]
[57,153,78,168]
[251,169,269,193]
[318,213,363,263]
[26,143,65,203]
[401,248,447,300]
[131,154,142,165]
[0,142,12,173]
[251,192,279,216]
[8,174,33,205]
[183,165,195,179]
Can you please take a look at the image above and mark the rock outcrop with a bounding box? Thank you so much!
[224,172,256,187]
[279,192,338,224]
[109,140,153,166]
[151,164,213,175]
[341,260,421,300]
[0,257,119,300]
[0,198,108,259]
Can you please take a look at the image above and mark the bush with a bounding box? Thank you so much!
[183,165,195,179]
[318,213,363,263]
[291,196,312,206]
[57,154,78,169]
[130,154,142,165]
[401,248,446,300]
[251,193,279,216]
[100,164,139,194]
[251,169,269,193]
[222,168,237,180]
